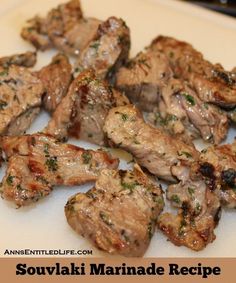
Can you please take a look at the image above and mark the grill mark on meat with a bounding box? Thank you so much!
[0,134,119,207]
[38,53,72,113]
[45,69,127,146]
[75,16,130,81]
[151,36,236,108]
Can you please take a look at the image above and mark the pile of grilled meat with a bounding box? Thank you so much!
[0,0,235,257]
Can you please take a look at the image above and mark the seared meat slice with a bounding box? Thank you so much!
[45,70,128,145]
[148,79,228,144]
[75,17,130,81]
[65,165,164,257]
[116,49,173,112]
[21,0,101,55]
[0,134,119,207]
[0,65,44,135]
[0,51,37,68]
[199,141,236,208]
[151,36,236,108]
[38,53,72,113]
[159,165,221,251]
[104,105,199,181]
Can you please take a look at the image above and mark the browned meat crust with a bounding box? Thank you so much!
[75,17,131,81]
[151,36,236,108]
[198,141,236,208]
[0,65,44,135]
[37,53,72,113]
[0,51,37,68]
[45,69,128,145]
[159,165,221,251]
[65,164,164,257]
[104,105,199,181]
[0,134,119,207]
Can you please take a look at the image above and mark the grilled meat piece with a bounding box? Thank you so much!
[38,53,72,113]
[75,17,130,81]
[104,105,199,181]
[199,141,236,208]
[116,45,228,144]
[0,134,119,207]
[21,16,51,51]
[45,70,128,145]
[21,0,101,55]
[0,65,44,135]
[148,79,228,144]
[65,164,164,257]
[0,51,37,68]
[151,36,236,108]
[116,49,173,112]
[159,165,221,251]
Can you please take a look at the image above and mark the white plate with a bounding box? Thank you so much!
[0,0,235,258]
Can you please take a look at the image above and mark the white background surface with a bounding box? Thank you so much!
[0,0,235,257]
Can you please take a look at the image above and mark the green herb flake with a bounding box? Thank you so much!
[99,211,113,226]
[169,51,174,58]
[0,100,8,110]
[171,194,181,204]
[178,151,193,158]
[0,69,8,77]
[188,187,195,197]
[121,181,139,194]
[44,144,50,157]
[178,219,187,236]
[183,93,195,106]
[82,152,92,164]
[45,156,58,172]
[121,113,128,121]
[6,175,14,186]
[90,41,100,51]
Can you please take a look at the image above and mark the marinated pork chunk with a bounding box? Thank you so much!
[151,36,236,108]
[21,0,101,55]
[116,49,173,112]
[148,79,228,144]
[75,17,131,81]
[199,141,236,208]
[0,51,37,68]
[45,69,128,145]
[0,134,119,207]
[116,44,228,144]
[38,53,72,113]
[65,165,164,257]
[159,165,221,251]
[0,65,44,136]
[104,105,199,181]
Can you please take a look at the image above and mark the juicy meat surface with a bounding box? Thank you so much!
[0,65,44,135]
[45,69,128,145]
[148,79,228,144]
[21,0,101,55]
[151,36,236,108]
[199,141,236,208]
[104,105,199,181]
[65,165,164,257]
[0,134,119,207]
[116,44,228,144]
[38,53,72,113]
[159,165,221,251]
[116,49,173,112]
[0,51,37,68]
[75,17,130,81]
